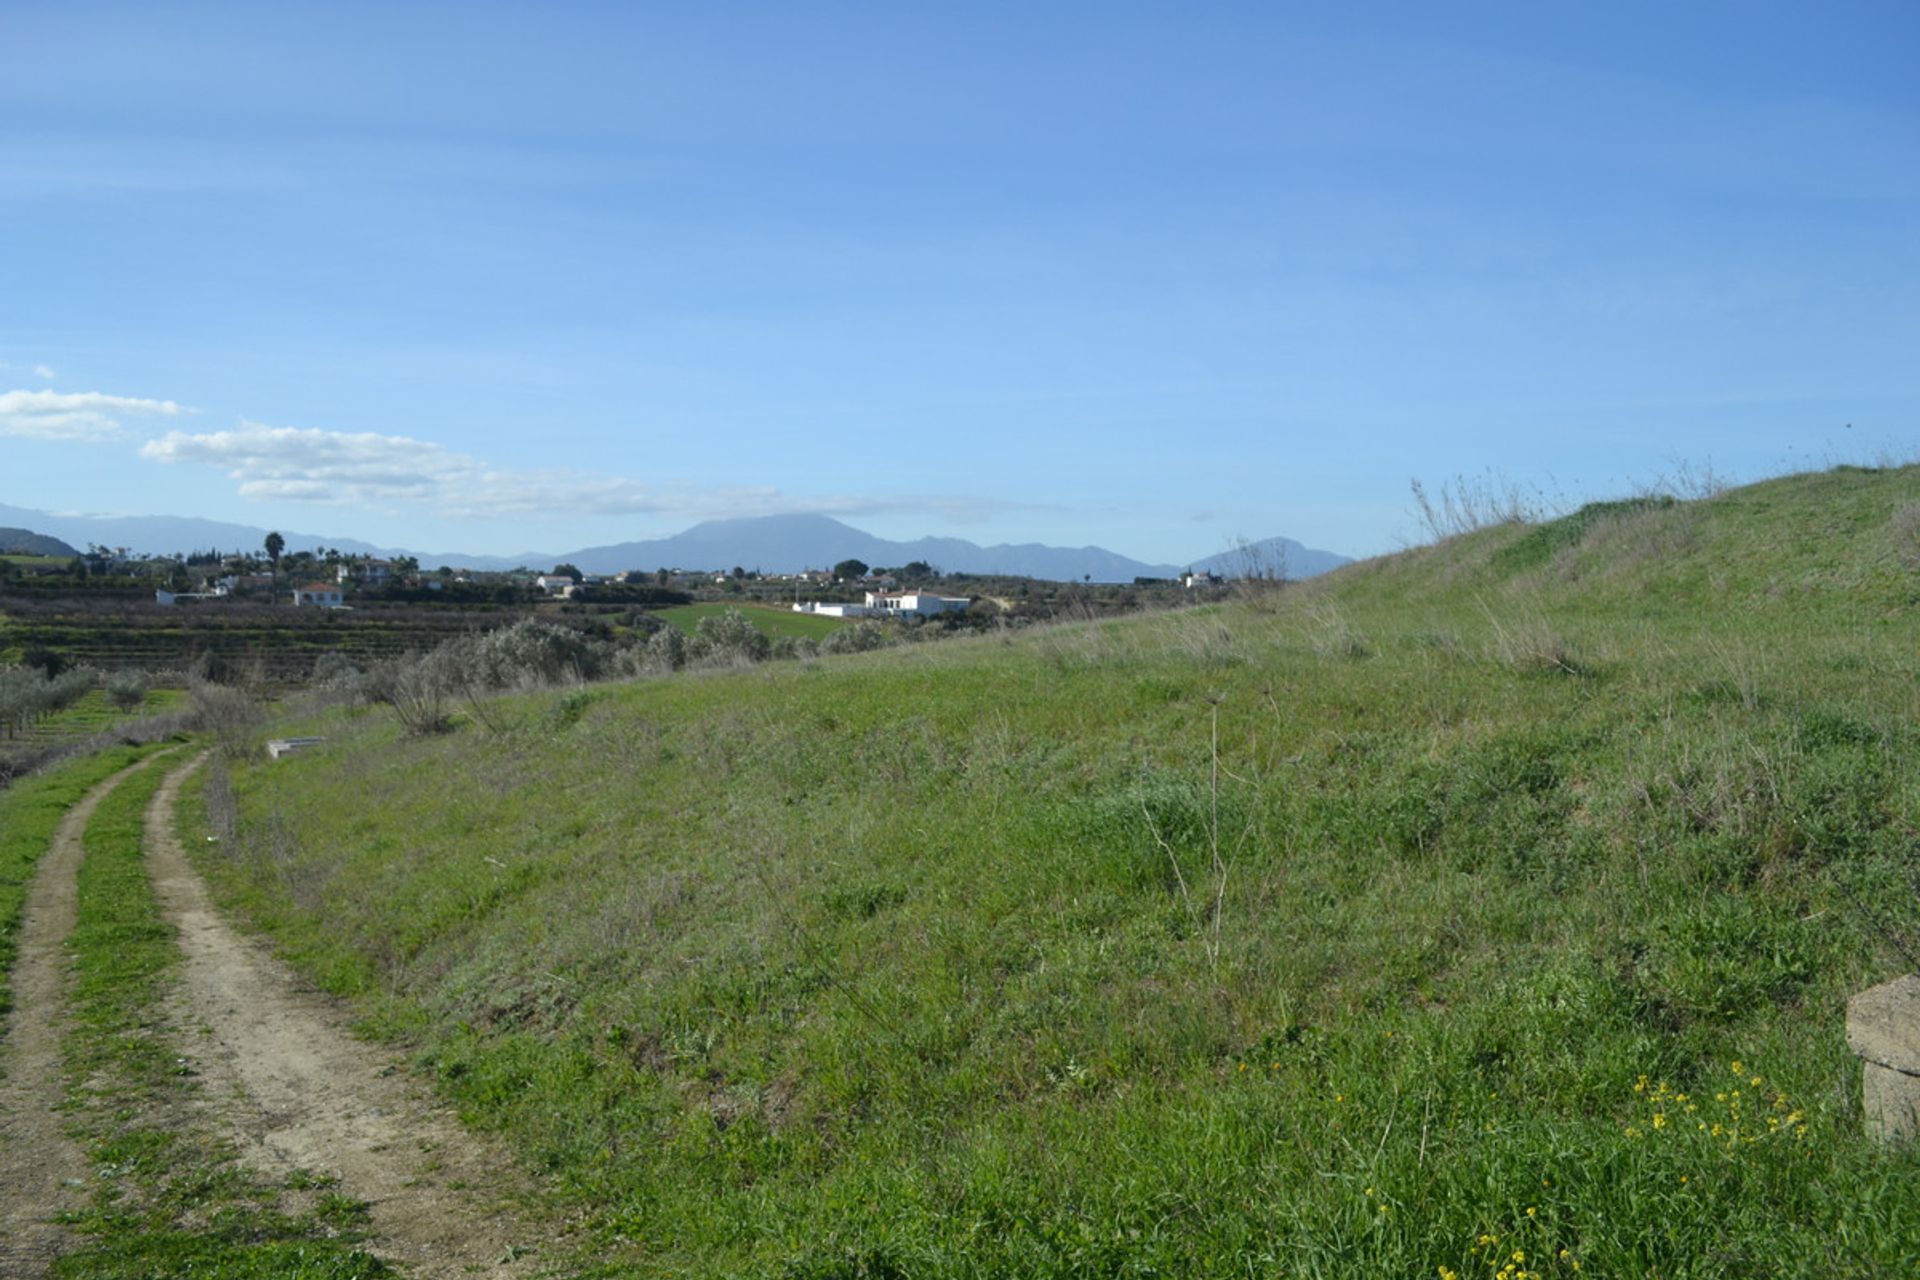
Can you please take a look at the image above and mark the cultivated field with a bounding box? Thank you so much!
[0,598,542,679]
[657,601,852,642]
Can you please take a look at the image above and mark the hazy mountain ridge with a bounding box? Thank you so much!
[1185,536,1353,581]
[566,515,1182,581]
[0,526,81,557]
[0,502,1351,583]
[0,502,395,562]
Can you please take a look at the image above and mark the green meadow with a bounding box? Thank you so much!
[184,466,1920,1277]
[657,600,851,642]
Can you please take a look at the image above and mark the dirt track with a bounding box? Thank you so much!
[0,757,158,1279]
[143,754,556,1277]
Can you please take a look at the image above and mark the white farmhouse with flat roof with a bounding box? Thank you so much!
[864,591,970,616]
[792,601,872,617]
[292,583,345,608]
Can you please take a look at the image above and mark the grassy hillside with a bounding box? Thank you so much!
[1338,465,1920,617]
[184,465,1920,1276]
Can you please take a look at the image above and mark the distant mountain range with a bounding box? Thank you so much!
[555,515,1353,581]
[0,502,392,562]
[0,501,1351,583]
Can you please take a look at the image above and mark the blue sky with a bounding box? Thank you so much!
[4,1,1915,560]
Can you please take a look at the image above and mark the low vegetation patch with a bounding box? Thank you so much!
[658,601,851,642]
[0,673,185,781]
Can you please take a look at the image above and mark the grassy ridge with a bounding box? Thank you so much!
[187,466,1920,1276]
[0,743,160,1029]
[1340,464,1920,617]
[58,755,389,1278]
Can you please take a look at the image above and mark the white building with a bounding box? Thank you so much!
[336,560,393,585]
[792,590,972,618]
[292,583,345,608]
[865,591,971,616]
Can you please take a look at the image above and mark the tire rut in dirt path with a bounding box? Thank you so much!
[0,756,158,1280]
[144,754,562,1278]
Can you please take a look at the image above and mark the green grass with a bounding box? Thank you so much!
[57,752,391,1278]
[183,465,1920,1276]
[15,686,183,743]
[0,743,162,1032]
[0,687,185,777]
[1,554,69,568]
[658,601,850,641]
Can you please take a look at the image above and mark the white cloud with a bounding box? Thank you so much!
[0,389,188,441]
[140,421,1038,524]
[33,364,56,380]
[142,422,707,517]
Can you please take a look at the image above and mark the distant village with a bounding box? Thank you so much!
[2,530,1243,686]
[2,539,1227,613]
[0,533,1254,689]
[164,559,980,610]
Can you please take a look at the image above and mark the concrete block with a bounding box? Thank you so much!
[1862,1060,1920,1143]
[1848,974,1920,1143]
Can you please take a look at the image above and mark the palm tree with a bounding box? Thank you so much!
[264,531,285,578]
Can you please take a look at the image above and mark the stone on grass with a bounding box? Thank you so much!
[1846,973,1920,1143]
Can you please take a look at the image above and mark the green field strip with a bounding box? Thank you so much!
[0,744,166,1029]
